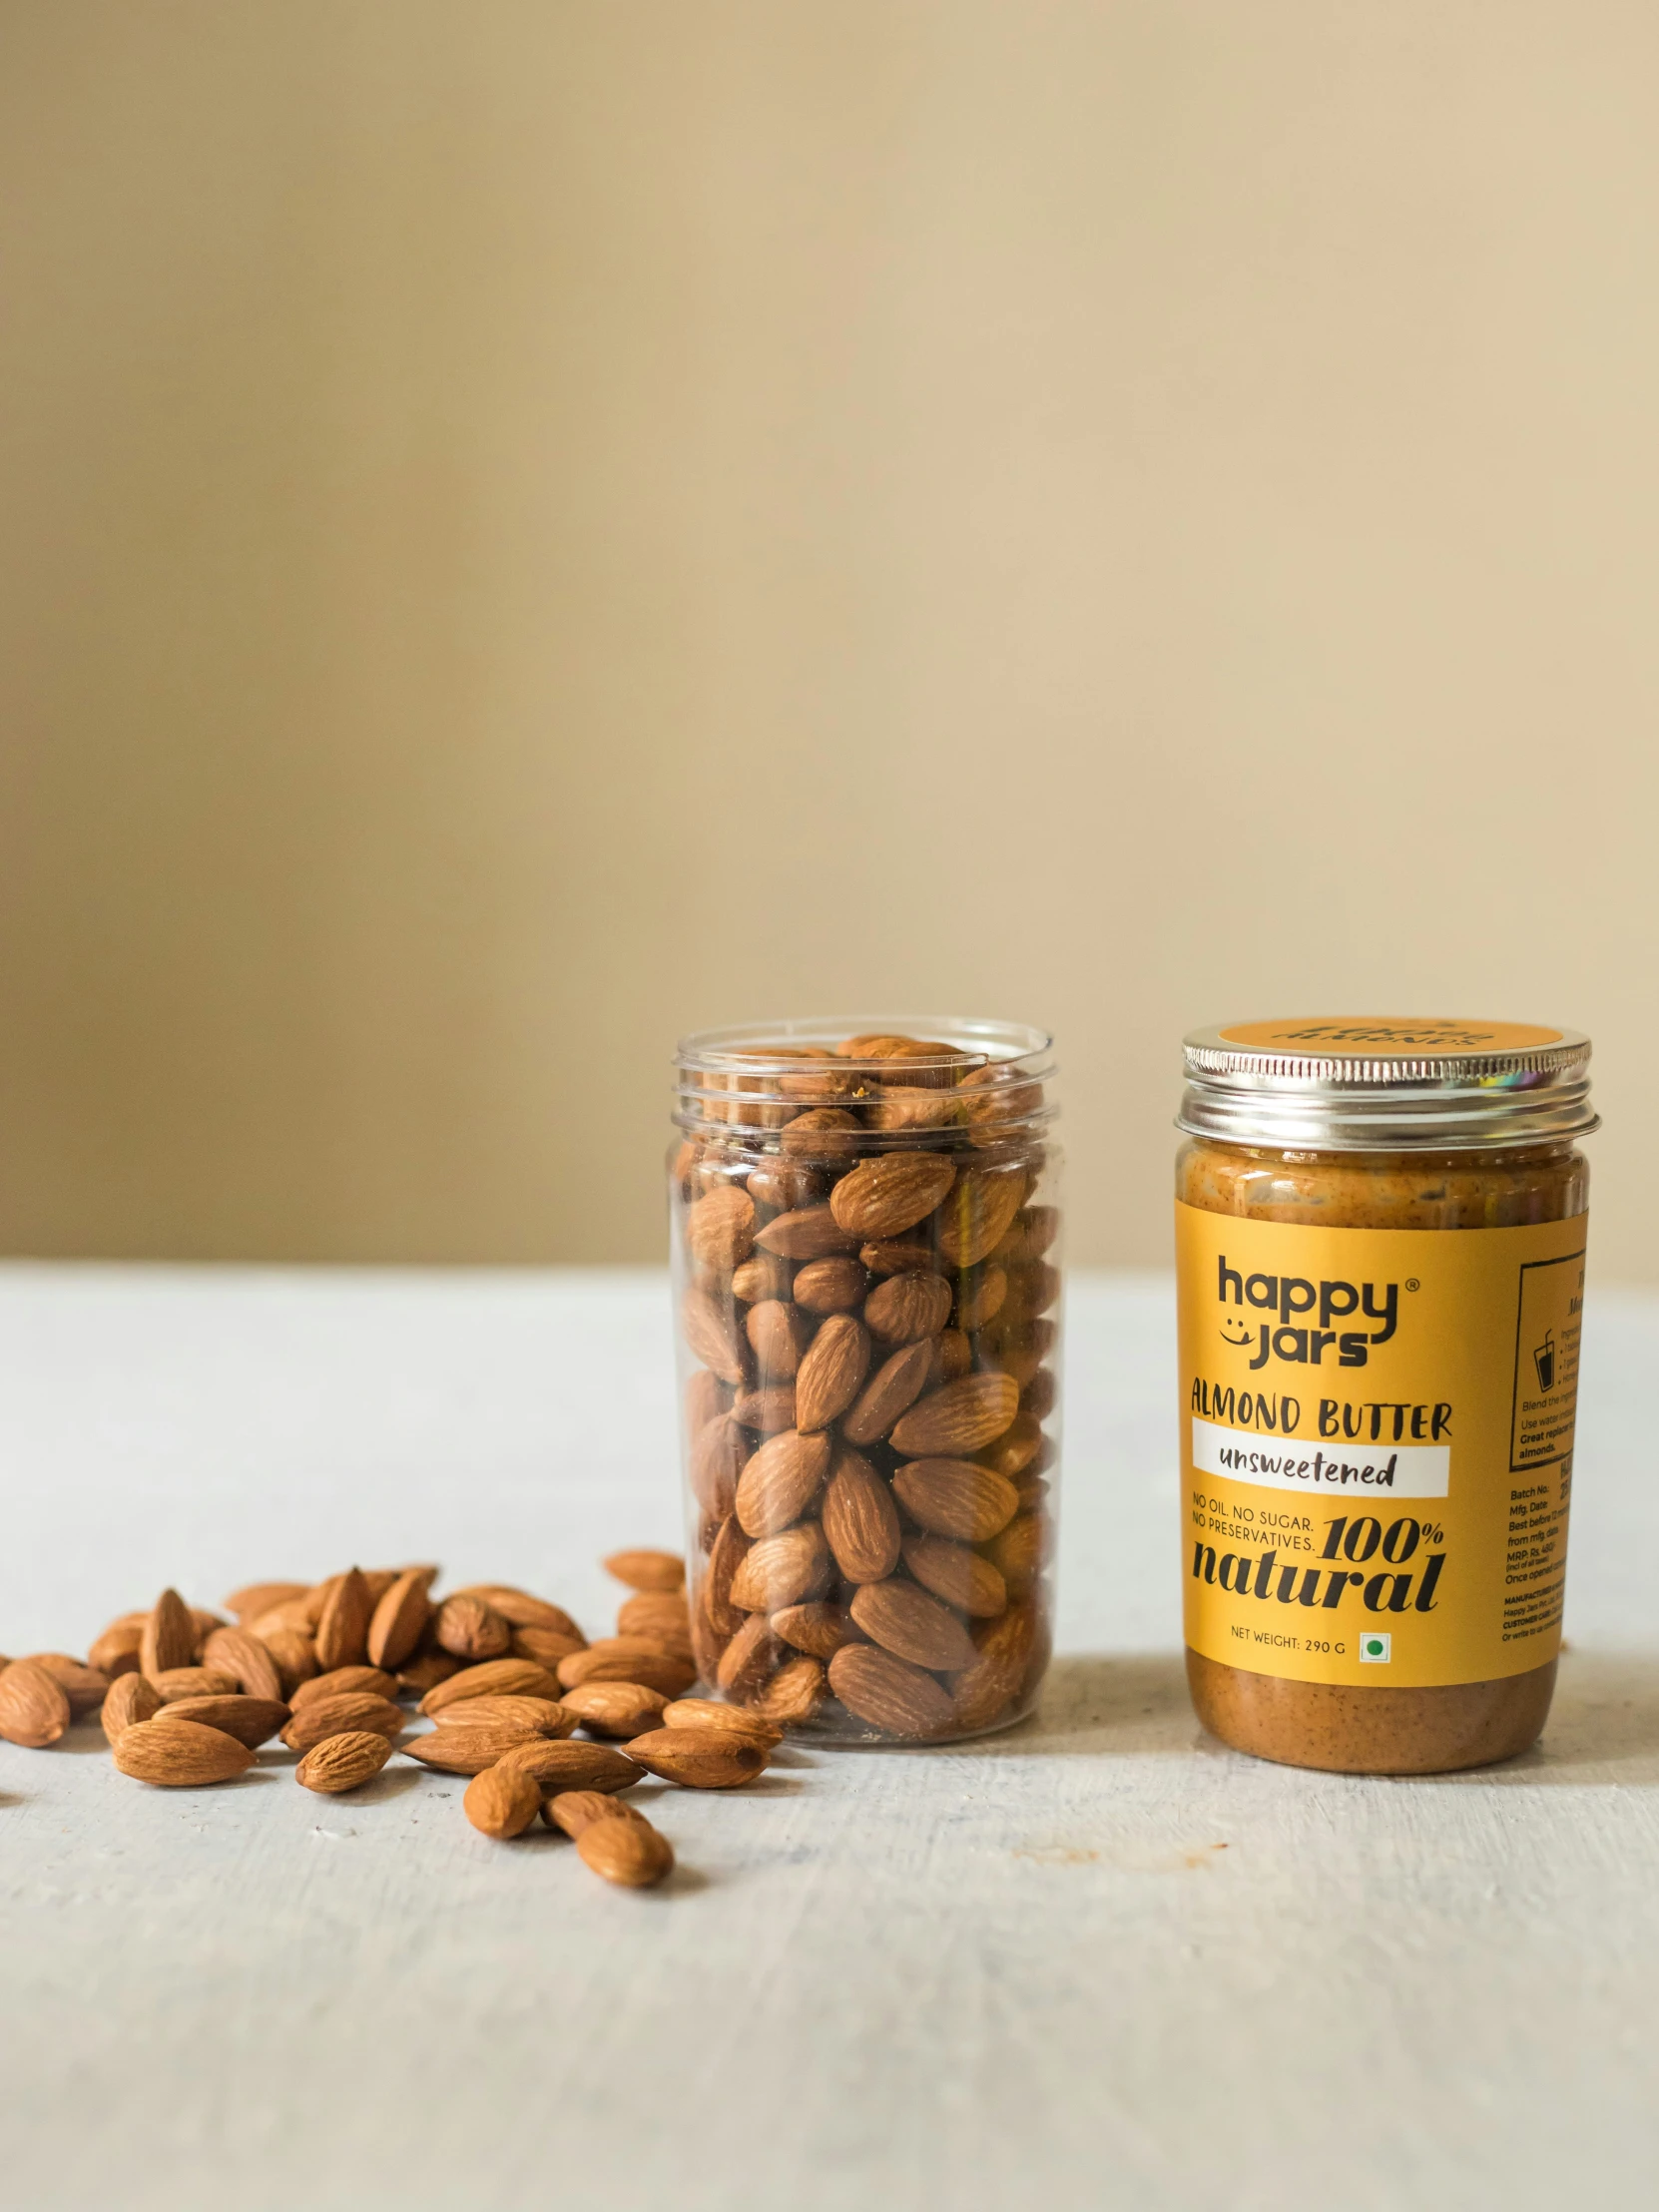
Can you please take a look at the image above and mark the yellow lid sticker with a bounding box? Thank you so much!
[1216,1018,1566,1057]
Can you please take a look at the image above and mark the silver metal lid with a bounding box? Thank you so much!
[1178,1017,1597,1152]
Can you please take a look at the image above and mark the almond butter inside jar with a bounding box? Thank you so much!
[1176,1018,1595,1775]
[670,1019,1060,1743]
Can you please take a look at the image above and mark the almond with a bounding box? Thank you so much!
[258,1627,319,1696]
[224,1579,310,1623]
[1022,1368,1057,1421]
[140,1588,196,1681]
[463,1763,543,1839]
[88,1622,144,1679]
[994,1204,1060,1263]
[295,1730,395,1794]
[366,1569,432,1670]
[932,1329,974,1382]
[201,1626,285,1704]
[744,1300,810,1382]
[849,1579,977,1672]
[730,1384,799,1432]
[746,1163,825,1214]
[795,1314,870,1432]
[291,1664,399,1708]
[864,1273,953,1346]
[152,1668,240,1703]
[859,1240,945,1277]
[577,1817,675,1887]
[986,1512,1046,1589]
[735,1428,831,1537]
[888,1372,1020,1457]
[791,1256,867,1312]
[420,1659,563,1714]
[280,1693,405,1752]
[976,1408,1044,1479]
[434,1594,512,1662]
[822,1449,902,1582]
[398,1651,465,1696]
[700,1515,752,1639]
[775,1062,858,1103]
[727,1523,831,1614]
[901,1535,1008,1619]
[27,1654,111,1718]
[659,1698,784,1748]
[951,1602,1040,1730]
[683,1184,757,1271]
[891,1456,1020,1542]
[865,1085,968,1133]
[731,1253,794,1304]
[544,1789,652,1838]
[770,1601,858,1659]
[559,1681,670,1739]
[755,1206,859,1261]
[314,1568,372,1672]
[841,1339,935,1446]
[617,1591,691,1645]
[829,1153,956,1240]
[0,1659,72,1747]
[510,1625,587,1671]
[716,1614,784,1699]
[828,1643,954,1737]
[754,1656,827,1725]
[682,1285,748,1383]
[433,1695,574,1737]
[454,1586,585,1636]
[102,1671,163,1742]
[779,1107,860,1162]
[557,1642,696,1699]
[402,1724,543,1775]
[492,1739,642,1795]
[250,1595,316,1638]
[937,1167,1028,1267]
[156,1694,289,1749]
[690,1410,752,1519]
[954,1263,1007,1332]
[114,1718,255,1785]
[625,1727,768,1789]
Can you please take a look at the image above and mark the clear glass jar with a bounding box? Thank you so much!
[669,1018,1060,1744]
[1175,1018,1596,1775]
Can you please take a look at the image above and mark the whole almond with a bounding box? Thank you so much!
[735,1428,832,1538]
[402,1725,543,1775]
[452,1586,585,1637]
[841,1339,935,1447]
[280,1693,404,1752]
[659,1698,784,1748]
[366,1569,432,1670]
[682,1286,748,1384]
[510,1625,587,1672]
[224,1579,310,1623]
[730,1384,799,1433]
[435,1594,511,1662]
[27,1654,111,1719]
[866,1085,967,1133]
[419,1659,562,1715]
[258,1627,319,1697]
[114,1718,255,1785]
[932,1329,974,1382]
[976,1408,1044,1480]
[291,1665,399,1709]
[755,1207,859,1262]
[864,1273,953,1346]
[859,1240,946,1277]
[770,1601,858,1660]
[0,1659,72,1747]
[731,1253,794,1305]
[684,1185,757,1271]
[577,1817,675,1887]
[889,1372,1020,1457]
[746,1161,824,1213]
[152,1668,241,1703]
[616,1591,691,1644]
[557,1642,696,1699]
[201,1626,285,1704]
[901,1534,1008,1618]
[790,1256,866,1313]
[951,1602,1040,1730]
[314,1568,372,1672]
[140,1588,196,1681]
[625,1727,768,1789]
[397,1652,464,1697]
[850,1580,978,1672]
[754,1656,827,1725]
[891,1456,1020,1542]
[434,1694,575,1738]
[88,1622,144,1679]
[295,1730,394,1793]
[716,1614,784,1699]
[727,1524,831,1615]
[829,1154,956,1240]
[795,1314,870,1432]
[994,1204,1060,1263]
[986,1512,1045,1589]
[559,1681,670,1739]
[701,1514,752,1639]
[157,1694,289,1748]
[463,1764,544,1840]
[545,1789,651,1838]
[744,1300,809,1382]
[1022,1368,1057,1421]
[102,1671,163,1742]
[828,1643,954,1737]
[821,1449,902,1583]
[937,1167,1028,1268]
[954,1263,1008,1333]
[690,1410,752,1520]
[251,1597,316,1639]
[493,1739,642,1795]
[779,1106,860,1162]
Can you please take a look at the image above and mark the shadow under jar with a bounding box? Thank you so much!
[670,1018,1061,1744]
[1176,1017,1596,1775]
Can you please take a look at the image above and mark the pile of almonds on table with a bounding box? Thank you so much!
[0,1549,782,1890]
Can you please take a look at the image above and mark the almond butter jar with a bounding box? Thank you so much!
[669,1019,1061,1744]
[1176,1018,1596,1775]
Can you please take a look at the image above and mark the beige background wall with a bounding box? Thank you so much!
[2,2,1656,1276]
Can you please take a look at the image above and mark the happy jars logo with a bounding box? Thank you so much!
[1215,1255,1401,1372]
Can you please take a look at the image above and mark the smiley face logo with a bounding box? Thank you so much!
[1219,1320,1254,1348]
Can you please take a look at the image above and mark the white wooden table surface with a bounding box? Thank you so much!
[3,1265,1658,2212]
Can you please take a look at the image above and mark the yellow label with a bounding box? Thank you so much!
[1176,1202,1587,1688]
[1216,1016,1565,1055]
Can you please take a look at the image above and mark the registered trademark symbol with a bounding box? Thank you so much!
[1405,1278,1420,1293]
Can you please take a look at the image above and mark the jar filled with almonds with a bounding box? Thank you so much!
[670,1019,1060,1743]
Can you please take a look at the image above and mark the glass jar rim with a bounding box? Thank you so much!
[675,1013,1052,1075]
